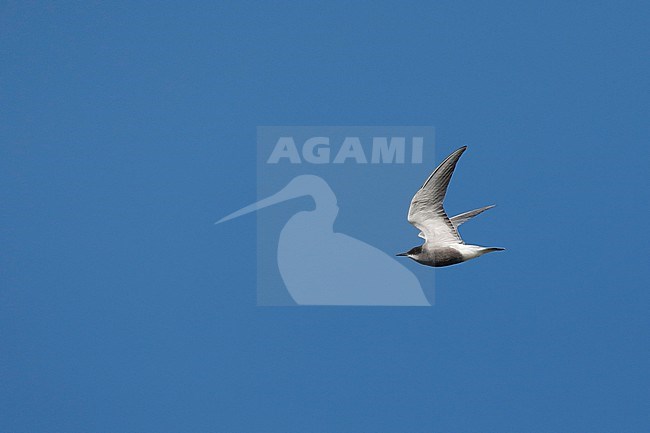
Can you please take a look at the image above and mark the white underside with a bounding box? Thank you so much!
[449,244,488,260]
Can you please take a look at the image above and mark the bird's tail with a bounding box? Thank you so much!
[482,247,505,254]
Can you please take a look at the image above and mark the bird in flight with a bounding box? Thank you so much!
[397,146,504,267]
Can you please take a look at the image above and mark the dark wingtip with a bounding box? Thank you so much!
[451,145,468,156]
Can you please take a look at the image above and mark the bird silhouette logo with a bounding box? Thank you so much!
[217,174,430,306]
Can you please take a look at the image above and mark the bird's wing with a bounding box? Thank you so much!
[450,205,495,228]
[408,146,467,246]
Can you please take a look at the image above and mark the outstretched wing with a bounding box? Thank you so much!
[408,146,467,246]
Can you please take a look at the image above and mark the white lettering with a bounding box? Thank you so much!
[371,137,405,163]
[302,137,330,163]
[267,137,301,163]
[333,137,367,164]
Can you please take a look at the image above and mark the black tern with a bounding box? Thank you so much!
[397,146,504,267]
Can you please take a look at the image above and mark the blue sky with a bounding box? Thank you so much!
[1,1,649,432]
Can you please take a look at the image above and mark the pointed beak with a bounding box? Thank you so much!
[396,252,408,257]
[215,184,300,224]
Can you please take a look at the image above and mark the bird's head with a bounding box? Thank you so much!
[396,245,424,260]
